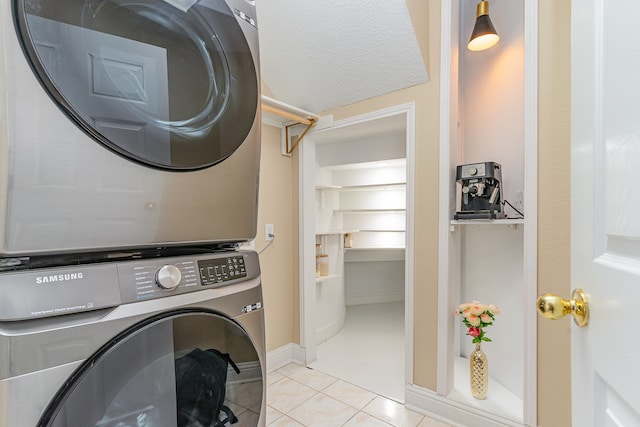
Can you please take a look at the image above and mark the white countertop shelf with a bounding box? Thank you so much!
[316,182,406,191]
[315,274,340,283]
[355,229,405,233]
[447,356,523,424]
[450,218,524,226]
[339,182,406,190]
[345,246,405,250]
[315,229,360,235]
[336,209,406,213]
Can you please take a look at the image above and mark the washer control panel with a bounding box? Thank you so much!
[131,260,199,299]
[198,255,247,286]
[118,251,259,303]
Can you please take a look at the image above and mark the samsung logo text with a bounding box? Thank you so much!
[36,272,84,284]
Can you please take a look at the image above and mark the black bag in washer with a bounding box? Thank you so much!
[175,348,241,427]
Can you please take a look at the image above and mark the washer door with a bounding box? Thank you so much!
[14,0,258,170]
[37,310,264,426]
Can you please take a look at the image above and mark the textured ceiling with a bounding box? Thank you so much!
[255,0,428,113]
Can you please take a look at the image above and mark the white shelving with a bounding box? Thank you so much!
[449,218,524,231]
[315,162,407,251]
[345,246,405,250]
[313,137,408,339]
[336,209,405,213]
[339,182,406,190]
[450,218,524,226]
[315,274,340,283]
[315,229,360,236]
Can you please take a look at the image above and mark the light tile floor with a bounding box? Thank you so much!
[309,302,405,402]
[266,363,453,427]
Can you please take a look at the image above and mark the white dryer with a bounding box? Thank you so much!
[0,250,265,426]
[0,0,261,259]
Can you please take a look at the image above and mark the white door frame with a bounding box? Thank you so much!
[298,102,416,387]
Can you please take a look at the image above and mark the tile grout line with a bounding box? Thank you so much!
[269,368,411,427]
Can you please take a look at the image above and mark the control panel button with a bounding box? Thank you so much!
[198,256,247,287]
[155,265,182,290]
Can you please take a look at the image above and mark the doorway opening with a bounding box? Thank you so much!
[299,104,415,403]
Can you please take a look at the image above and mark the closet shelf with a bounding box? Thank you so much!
[315,274,340,283]
[345,246,405,250]
[316,229,360,235]
[336,209,405,213]
[450,218,524,227]
[355,229,405,233]
[339,182,406,190]
[449,356,523,423]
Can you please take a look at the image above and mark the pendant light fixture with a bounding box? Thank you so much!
[468,0,499,51]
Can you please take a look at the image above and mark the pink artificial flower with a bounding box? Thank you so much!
[489,304,501,315]
[480,313,492,323]
[469,304,485,316]
[468,327,481,337]
[467,314,481,327]
[457,303,470,314]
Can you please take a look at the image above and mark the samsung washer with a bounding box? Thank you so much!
[0,0,261,258]
[0,250,265,426]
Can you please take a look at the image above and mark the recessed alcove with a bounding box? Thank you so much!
[430,0,538,425]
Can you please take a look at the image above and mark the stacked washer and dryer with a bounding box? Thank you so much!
[0,1,265,426]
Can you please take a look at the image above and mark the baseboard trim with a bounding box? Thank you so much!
[405,384,522,427]
[315,310,346,345]
[266,343,306,372]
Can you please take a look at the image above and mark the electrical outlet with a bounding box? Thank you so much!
[514,190,524,212]
[265,224,274,241]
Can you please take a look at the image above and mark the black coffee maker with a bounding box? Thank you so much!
[454,162,504,219]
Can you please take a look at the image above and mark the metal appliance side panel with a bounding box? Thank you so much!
[0,0,261,256]
[0,361,81,427]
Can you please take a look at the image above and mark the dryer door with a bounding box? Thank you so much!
[37,310,264,426]
[14,0,259,170]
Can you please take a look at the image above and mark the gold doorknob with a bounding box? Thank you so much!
[536,288,589,327]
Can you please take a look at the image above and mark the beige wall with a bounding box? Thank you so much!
[257,0,573,424]
[256,124,298,351]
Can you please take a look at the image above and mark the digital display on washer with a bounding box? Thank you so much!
[198,256,246,286]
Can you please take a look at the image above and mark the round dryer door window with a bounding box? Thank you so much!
[37,310,264,426]
[14,0,259,170]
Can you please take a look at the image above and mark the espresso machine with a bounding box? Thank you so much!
[454,162,504,219]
